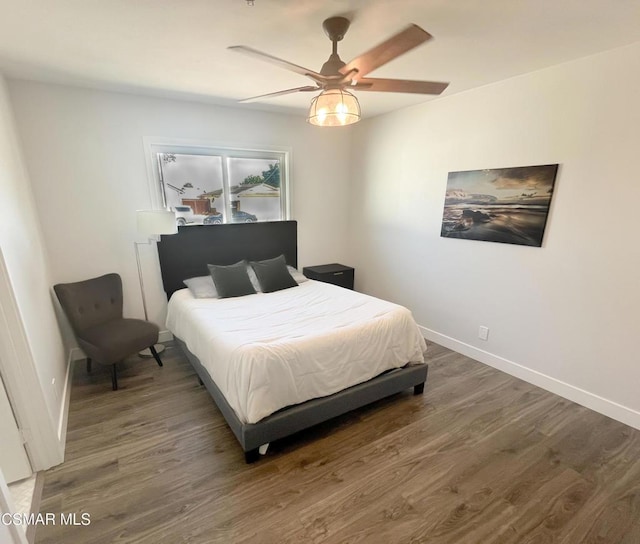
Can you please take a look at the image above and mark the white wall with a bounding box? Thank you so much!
[1,467,28,544]
[0,519,17,544]
[9,41,640,436]
[8,82,352,331]
[0,74,67,465]
[348,42,640,428]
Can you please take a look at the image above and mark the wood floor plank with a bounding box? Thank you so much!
[34,342,640,543]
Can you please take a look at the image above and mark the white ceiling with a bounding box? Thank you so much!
[1,0,640,119]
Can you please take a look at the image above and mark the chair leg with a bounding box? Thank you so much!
[86,358,92,373]
[111,364,118,391]
[149,345,163,367]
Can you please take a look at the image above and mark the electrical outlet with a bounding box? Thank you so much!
[478,326,489,341]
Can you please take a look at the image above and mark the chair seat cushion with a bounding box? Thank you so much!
[78,318,160,365]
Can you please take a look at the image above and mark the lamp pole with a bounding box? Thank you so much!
[134,240,150,321]
[135,209,177,356]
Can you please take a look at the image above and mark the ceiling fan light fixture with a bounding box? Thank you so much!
[307,88,361,127]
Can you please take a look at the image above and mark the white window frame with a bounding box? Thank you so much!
[143,138,292,222]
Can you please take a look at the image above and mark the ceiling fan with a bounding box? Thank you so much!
[229,16,449,126]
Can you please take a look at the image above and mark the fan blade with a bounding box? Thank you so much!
[340,24,432,80]
[229,46,327,84]
[238,86,320,103]
[354,78,448,95]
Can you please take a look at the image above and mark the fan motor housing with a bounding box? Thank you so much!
[322,16,351,42]
[321,54,346,76]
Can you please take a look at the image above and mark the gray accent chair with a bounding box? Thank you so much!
[54,273,162,390]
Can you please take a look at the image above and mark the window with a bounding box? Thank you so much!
[149,144,289,227]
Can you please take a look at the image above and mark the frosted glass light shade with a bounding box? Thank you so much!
[307,89,361,127]
[136,209,177,236]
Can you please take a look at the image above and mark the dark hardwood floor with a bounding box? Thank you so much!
[36,342,640,543]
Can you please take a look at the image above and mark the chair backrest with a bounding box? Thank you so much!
[53,273,124,335]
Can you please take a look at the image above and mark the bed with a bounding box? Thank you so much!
[157,221,428,462]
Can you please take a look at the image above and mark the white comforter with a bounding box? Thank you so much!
[166,280,426,424]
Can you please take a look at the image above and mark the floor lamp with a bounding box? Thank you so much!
[135,209,177,356]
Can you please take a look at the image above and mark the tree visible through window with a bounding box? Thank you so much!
[154,147,288,227]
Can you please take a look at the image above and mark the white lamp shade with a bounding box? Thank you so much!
[307,88,361,127]
[137,209,177,236]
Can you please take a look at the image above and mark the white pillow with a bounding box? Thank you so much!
[246,266,263,292]
[183,276,218,298]
[288,266,308,284]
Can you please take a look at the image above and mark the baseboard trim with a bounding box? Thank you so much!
[419,325,640,431]
[25,472,44,544]
[159,330,173,343]
[69,347,84,362]
[57,351,74,450]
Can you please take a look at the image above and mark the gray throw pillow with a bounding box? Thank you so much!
[250,255,298,293]
[183,276,218,299]
[246,265,305,290]
[208,261,256,298]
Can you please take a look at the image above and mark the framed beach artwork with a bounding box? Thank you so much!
[440,164,559,247]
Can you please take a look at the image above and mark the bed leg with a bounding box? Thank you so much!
[197,376,204,386]
[413,382,425,395]
[244,449,260,464]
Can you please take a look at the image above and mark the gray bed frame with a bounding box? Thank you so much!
[176,338,427,462]
[157,221,428,463]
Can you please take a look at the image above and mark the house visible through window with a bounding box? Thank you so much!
[153,147,288,227]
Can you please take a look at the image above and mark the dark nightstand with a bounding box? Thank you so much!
[303,263,355,290]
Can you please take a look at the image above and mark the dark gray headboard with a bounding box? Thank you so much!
[157,220,298,298]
